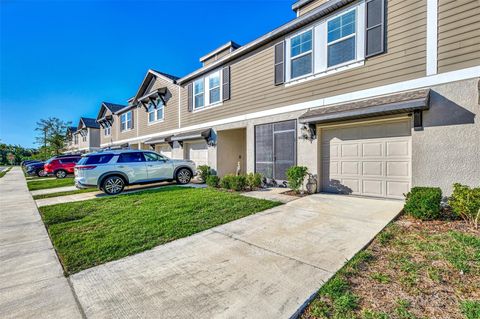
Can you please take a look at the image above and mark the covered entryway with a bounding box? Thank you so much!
[217,128,246,176]
[320,119,412,199]
[254,120,296,181]
[185,142,209,167]
[156,144,172,158]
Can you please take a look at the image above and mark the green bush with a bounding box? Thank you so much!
[220,174,235,190]
[231,175,247,191]
[206,175,219,188]
[286,166,308,193]
[449,183,480,229]
[246,173,262,190]
[197,165,211,183]
[404,187,442,220]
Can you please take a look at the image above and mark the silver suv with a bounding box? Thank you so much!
[74,150,196,195]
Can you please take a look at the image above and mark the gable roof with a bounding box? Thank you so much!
[79,117,100,129]
[103,102,125,113]
[132,69,180,104]
[150,69,180,82]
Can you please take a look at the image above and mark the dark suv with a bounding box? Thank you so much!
[44,154,82,178]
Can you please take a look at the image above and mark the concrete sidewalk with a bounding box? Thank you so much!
[30,185,77,196]
[0,167,83,319]
[70,193,403,318]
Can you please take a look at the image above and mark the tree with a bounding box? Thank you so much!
[35,117,71,159]
[0,143,36,165]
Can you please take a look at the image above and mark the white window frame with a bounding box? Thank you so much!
[285,1,365,85]
[104,123,111,136]
[120,110,133,132]
[326,7,358,69]
[147,99,165,125]
[288,29,314,80]
[192,70,223,112]
[74,134,78,144]
[82,134,87,142]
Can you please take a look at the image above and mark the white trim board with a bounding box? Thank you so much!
[426,0,438,76]
[101,66,480,147]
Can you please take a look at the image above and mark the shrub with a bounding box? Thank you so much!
[404,187,442,220]
[449,183,480,229]
[220,174,235,190]
[231,175,247,191]
[206,175,219,188]
[246,173,262,190]
[197,165,211,183]
[286,166,308,193]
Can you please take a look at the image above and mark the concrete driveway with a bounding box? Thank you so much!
[70,193,403,319]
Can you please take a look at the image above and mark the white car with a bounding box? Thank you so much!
[74,150,196,195]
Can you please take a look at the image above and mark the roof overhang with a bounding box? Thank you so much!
[199,41,241,63]
[170,128,212,143]
[178,0,356,85]
[292,0,317,11]
[299,89,431,125]
[137,87,168,110]
[144,135,173,145]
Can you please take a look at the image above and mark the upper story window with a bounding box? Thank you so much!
[290,30,313,79]
[104,123,111,136]
[285,4,365,83]
[74,134,78,144]
[193,70,222,110]
[327,10,356,67]
[120,111,133,132]
[82,134,87,142]
[148,99,164,123]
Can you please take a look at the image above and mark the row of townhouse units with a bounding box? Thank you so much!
[65,117,101,154]
[92,0,478,199]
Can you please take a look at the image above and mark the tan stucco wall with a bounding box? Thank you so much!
[412,78,480,194]
[216,128,246,177]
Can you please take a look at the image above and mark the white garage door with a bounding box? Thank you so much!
[321,120,411,199]
[186,141,208,167]
[155,144,172,159]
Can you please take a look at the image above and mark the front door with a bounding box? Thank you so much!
[144,152,174,180]
[255,120,296,181]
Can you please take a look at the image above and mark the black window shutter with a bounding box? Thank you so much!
[222,66,231,101]
[274,41,285,86]
[187,83,193,112]
[365,0,386,57]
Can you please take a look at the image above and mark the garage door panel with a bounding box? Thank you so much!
[321,120,411,199]
[186,142,208,167]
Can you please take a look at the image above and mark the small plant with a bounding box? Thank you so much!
[220,174,235,190]
[286,165,308,193]
[370,272,391,284]
[460,300,480,319]
[230,175,247,191]
[404,187,442,220]
[448,183,480,229]
[197,165,211,183]
[206,175,219,188]
[246,172,262,190]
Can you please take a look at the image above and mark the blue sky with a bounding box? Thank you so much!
[0,0,294,147]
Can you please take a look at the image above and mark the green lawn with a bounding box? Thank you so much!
[33,187,99,200]
[0,167,12,178]
[301,216,480,319]
[39,186,281,274]
[27,177,74,191]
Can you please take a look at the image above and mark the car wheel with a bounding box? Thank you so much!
[102,176,125,195]
[55,170,67,179]
[36,169,46,177]
[175,168,192,185]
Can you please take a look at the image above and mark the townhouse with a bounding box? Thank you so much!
[66,117,101,153]
[97,0,480,199]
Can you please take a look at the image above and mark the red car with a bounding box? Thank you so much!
[44,155,82,178]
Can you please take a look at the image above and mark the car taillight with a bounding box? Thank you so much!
[76,165,97,170]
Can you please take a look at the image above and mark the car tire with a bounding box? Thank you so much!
[36,169,46,177]
[175,168,192,185]
[55,170,67,179]
[102,175,125,195]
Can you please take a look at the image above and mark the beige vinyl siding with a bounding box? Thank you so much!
[100,108,118,146]
[203,49,232,66]
[117,108,138,140]
[437,0,480,73]
[180,0,427,128]
[137,77,179,137]
[298,0,329,16]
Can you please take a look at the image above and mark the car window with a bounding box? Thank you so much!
[144,152,165,162]
[84,154,114,165]
[60,158,76,163]
[117,152,146,163]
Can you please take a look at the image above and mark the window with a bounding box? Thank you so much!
[290,30,313,79]
[74,134,78,144]
[144,152,166,162]
[59,157,80,164]
[147,99,164,123]
[208,71,221,104]
[104,124,111,136]
[327,9,356,67]
[84,154,114,165]
[194,79,204,109]
[117,152,145,163]
[82,135,87,142]
[120,111,133,131]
